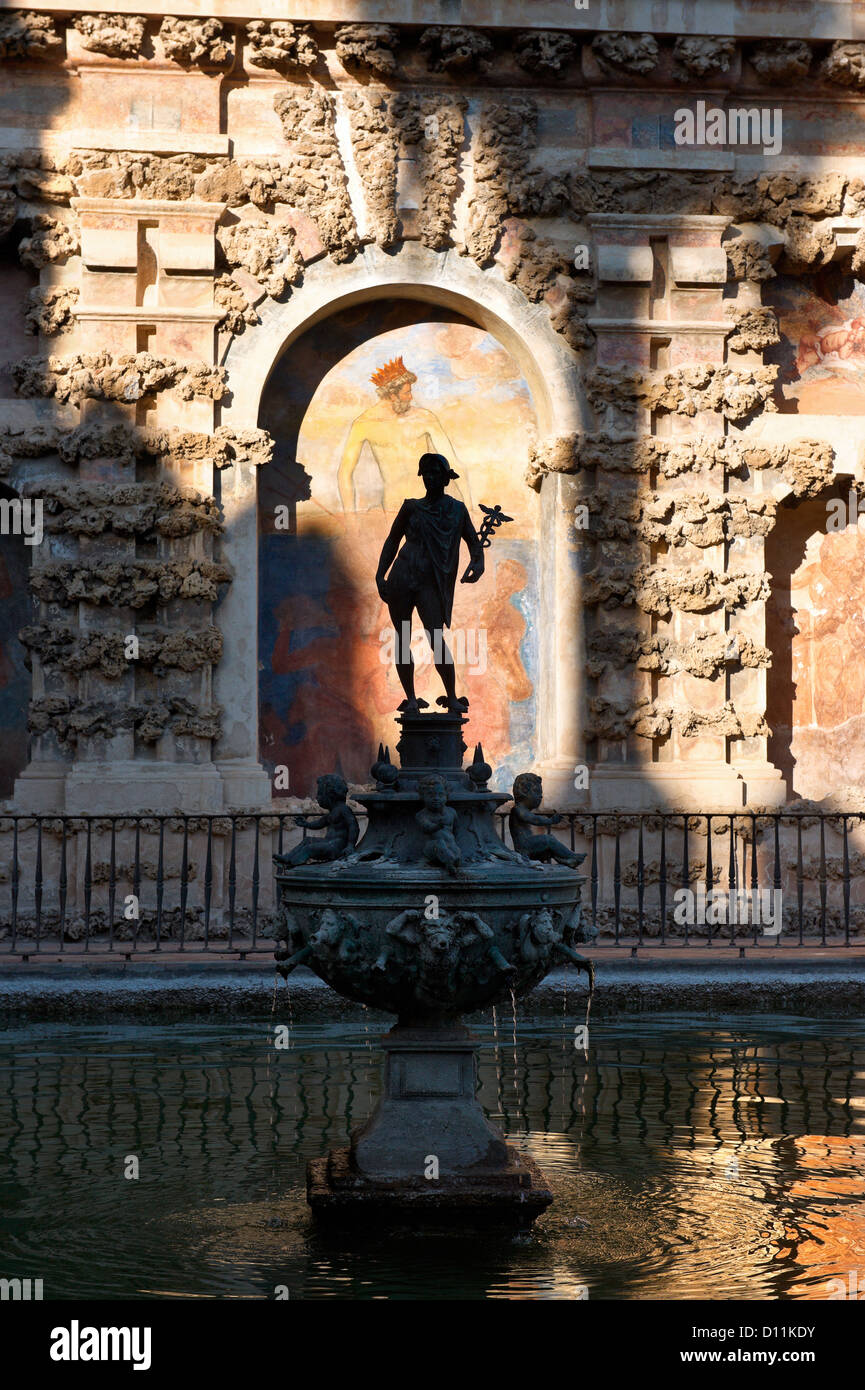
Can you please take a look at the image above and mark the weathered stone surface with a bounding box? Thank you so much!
[13,352,227,405]
[587,695,768,741]
[36,481,222,538]
[0,11,62,60]
[193,160,246,206]
[592,32,659,75]
[0,424,60,462]
[30,559,231,608]
[19,214,79,269]
[749,39,812,84]
[583,565,771,615]
[21,623,223,679]
[672,35,735,80]
[463,98,538,265]
[214,274,258,334]
[345,91,401,247]
[419,26,493,73]
[217,220,301,299]
[570,168,715,218]
[587,628,769,679]
[677,702,769,740]
[587,697,668,741]
[725,238,777,282]
[245,20,317,70]
[582,489,777,547]
[158,16,232,66]
[821,40,865,89]
[779,216,836,272]
[738,438,835,498]
[526,432,833,494]
[209,426,274,469]
[29,695,222,746]
[16,168,75,203]
[0,189,15,240]
[414,97,466,250]
[717,172,846,222]
[24,285,79,336]
[500,222,579,303]
[586,364,778,421]
[725,303,780,352]
[7,419,269,470]
[335,23,399,76]
[270,91,358,261]
[69,149,207,201]
[73,14,146,59]
[512,30,576,78]
[566,168,848,225]
[344,90,468,250]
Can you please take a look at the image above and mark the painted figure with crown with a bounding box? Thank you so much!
[338,356,471,513]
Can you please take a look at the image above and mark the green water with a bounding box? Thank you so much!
[0,1013,863,1300]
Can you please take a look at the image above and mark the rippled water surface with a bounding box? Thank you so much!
[0,1012,863,1300]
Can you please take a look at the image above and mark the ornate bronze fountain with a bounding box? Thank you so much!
[273,453,590,1229]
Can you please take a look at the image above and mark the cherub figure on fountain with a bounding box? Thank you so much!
[416,773,461,875]
[275,773,359,868]
[509,773,585,869]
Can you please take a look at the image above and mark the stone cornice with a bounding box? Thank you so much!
[4,4,865,44]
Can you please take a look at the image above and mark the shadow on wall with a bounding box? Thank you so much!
[0,43,73,796]
[0,481,33,795]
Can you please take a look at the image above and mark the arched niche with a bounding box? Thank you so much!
[214,245,584,807]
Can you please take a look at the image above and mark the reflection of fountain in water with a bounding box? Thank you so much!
[1,1017,863,1298]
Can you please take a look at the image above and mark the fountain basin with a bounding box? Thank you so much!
[274,859,586,1021]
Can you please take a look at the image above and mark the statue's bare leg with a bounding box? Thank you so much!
[417,590,465,713]
[387,597,427,713]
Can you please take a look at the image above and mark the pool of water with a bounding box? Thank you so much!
[0,1011,863,1300]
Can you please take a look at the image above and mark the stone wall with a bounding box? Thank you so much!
[0,5,863,819]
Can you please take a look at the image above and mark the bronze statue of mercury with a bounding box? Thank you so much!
[376,452,484,715]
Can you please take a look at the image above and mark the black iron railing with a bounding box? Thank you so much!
[0,810,861,956]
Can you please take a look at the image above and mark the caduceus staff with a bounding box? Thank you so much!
[376,453,514,715]
[460,503,513,580]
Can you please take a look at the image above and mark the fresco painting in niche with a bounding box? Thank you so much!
[767,498,865,803]
[768,271,865,413]
[763,273,865,799]
[259,311,539,795]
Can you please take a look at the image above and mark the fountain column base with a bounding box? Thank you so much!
[307,1025,553,1230]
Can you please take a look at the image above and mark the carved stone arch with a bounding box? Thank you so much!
[220,244,583,436]
[213,244,586,806]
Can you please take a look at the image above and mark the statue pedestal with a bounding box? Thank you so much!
[307,1024,553,1230]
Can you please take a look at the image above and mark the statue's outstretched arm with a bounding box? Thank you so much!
[460,505,485,584]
